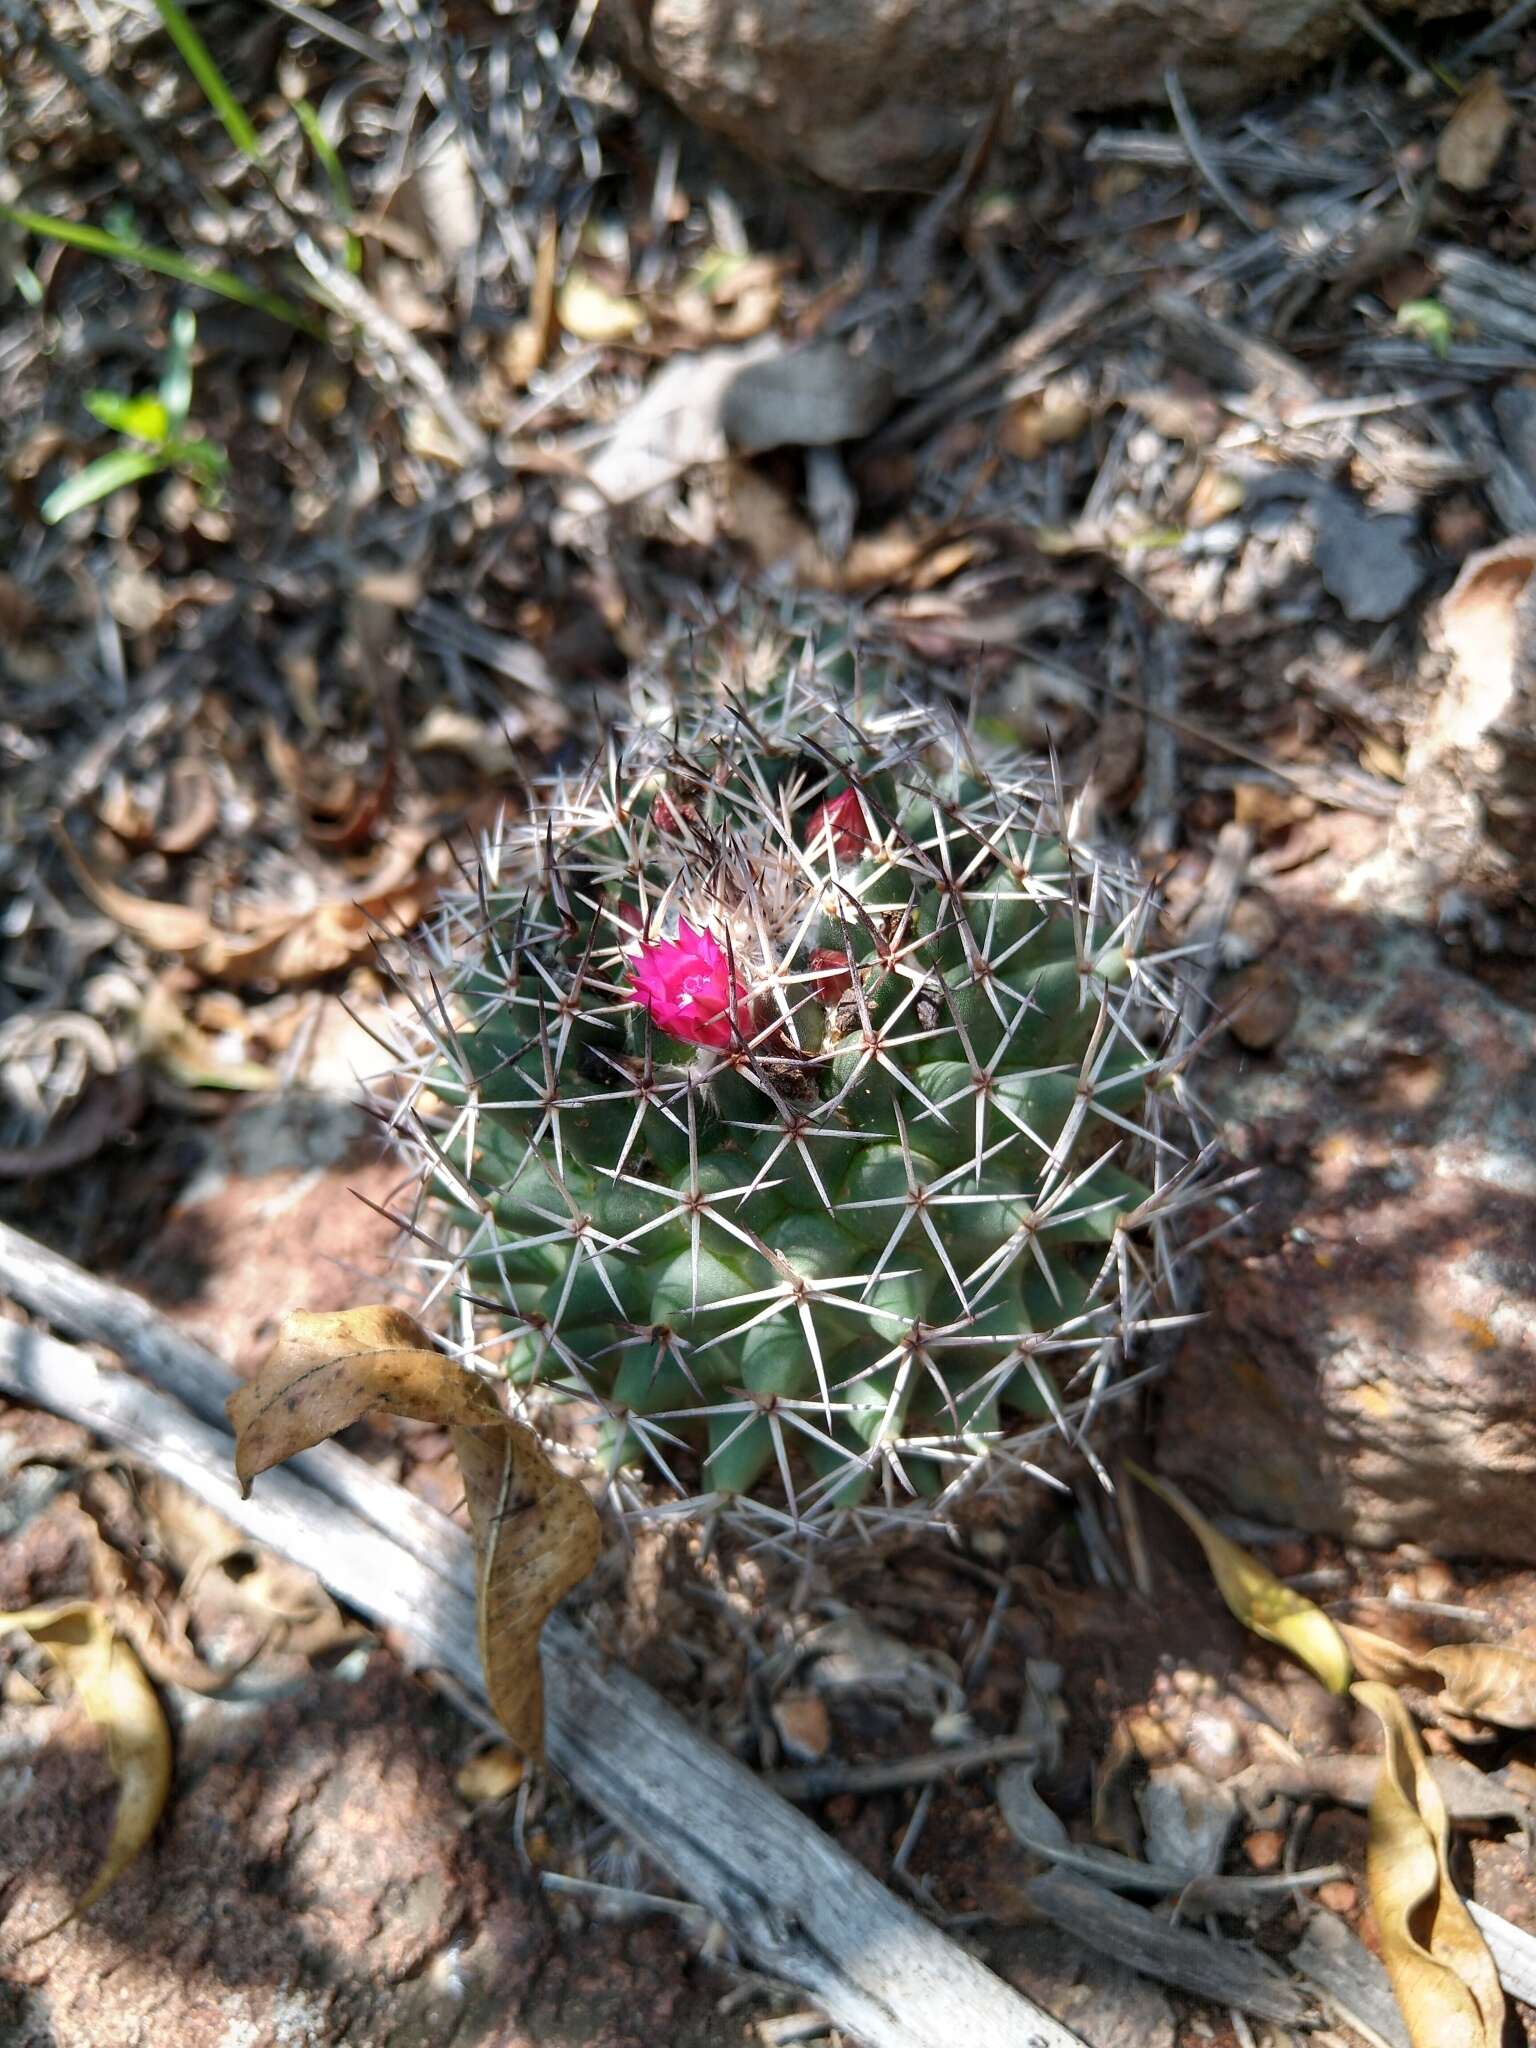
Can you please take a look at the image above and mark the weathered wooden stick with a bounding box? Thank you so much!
[0,1271,1084,2048]
[1025,1872,1311,2026]
[0,1219,476,1599]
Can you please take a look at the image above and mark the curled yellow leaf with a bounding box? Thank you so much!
[0,1601,172,1931]
[229,1305,601,1758]
[1123,1461,1352,1694]
[1355,1679,1505,2048]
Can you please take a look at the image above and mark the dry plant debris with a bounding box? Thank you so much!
[2,0,1536,2042]
[1356,1679,1506,2047]
[228,1303,601,1756]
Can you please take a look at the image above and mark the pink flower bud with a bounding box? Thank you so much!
[627,920,746,1050]
[652,790,698,837]
[805,785,868,863]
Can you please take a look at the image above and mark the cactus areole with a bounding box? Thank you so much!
[402,659,1201,1540]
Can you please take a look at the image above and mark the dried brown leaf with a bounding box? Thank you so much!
[1424,1644,1536,1728]
[228,1306,601,1756]
[1341,1624,1536,1728]
[662,252,784,344]
[57,830,438,985]
[155,759,220,857]
[0,1601,172,1930]
[138,978,274,1091]
[456,1744,526,1805]
[1355,1679,1505,2048]
[725,462,934,595]
[1002,385,1092,462]
[55,829,212,952]
[1438,72,1515,195]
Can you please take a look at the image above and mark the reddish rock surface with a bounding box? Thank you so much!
[128,1093,408,1379]
[0,1616,738,2048]
[1158,883,1536,1560]
[603,0,1473,191]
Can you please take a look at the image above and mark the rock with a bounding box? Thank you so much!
[0,1565,729,2048]
[129,1089,407,1376]
[1223,959,1298,1051]
[1244,1828,1286,1872]
[601,2,1472,191]
[1310,491,1425,623]
[1137,1763,1239,1879]
[772,1689,833,1761]
[721,342,895,453]
[1158,874,1536,1563]
[1318,1879,1360,1914]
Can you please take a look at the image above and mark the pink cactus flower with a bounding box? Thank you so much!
[627,920,746,1049]
[805,785,869,862]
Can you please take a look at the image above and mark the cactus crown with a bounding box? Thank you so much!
[392,643,1203,1545]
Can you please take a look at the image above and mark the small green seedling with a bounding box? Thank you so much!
[42,309,228,525]
[1395,298,1455,360]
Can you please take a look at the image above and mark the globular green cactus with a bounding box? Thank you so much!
[393,647,1204,1540]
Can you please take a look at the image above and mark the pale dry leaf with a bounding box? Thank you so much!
[1002,385,1092,463]
[155,758,220,857]
[557,269,643,344]
[138,978,274,1091]
[1341,1624,1536,1728]
[503,211,559,388]
[1355,1679,1505,2048]
[413,136,480,269]
[1124,1461,1353,1694]
[228,1305,601,1756]
[1438,72,1515,195]
[0,1601,172,1930]
[54,829,211,952]
[569,339,778,517]
[1423,1644,1536,1729]
[684,252,783,343]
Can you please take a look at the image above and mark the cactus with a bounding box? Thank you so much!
[390,643,1205,1542]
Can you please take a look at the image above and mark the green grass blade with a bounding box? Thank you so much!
[150,0,268,169]
[85,391,174,442]
[159,306,196,431]
[0,205,324,334]
[292,97,353,221]
[293,97,362,274]
[41,447,166,524]
[164,434,228,485]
